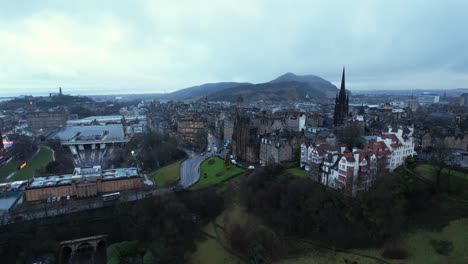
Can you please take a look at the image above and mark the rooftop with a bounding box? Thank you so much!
[55,124,125,142]
[27,167,140,189]
[67,115,146,125]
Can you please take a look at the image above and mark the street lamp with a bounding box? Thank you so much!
[131,150,140,171]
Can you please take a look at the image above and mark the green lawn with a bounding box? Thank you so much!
[279,249,377,264]
[0,160,22,181]
[190,157,245,190]
[190,223,241,264]
[190,205,253,264]
[415,163,468,180]
[286,167,308,178]
[352,218,468,264]
[9,146,54,181]
[280,218,468,264]
[148,160,182,187]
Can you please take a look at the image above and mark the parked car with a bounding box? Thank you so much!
[248,165,255,170]
[231,160,237,165]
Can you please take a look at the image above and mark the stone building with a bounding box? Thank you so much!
[377,126,415,171]
[26,110,68,130]
[285,113,306,132]
[300,126,415,196]
[176,116,205,146]
[232,113,259,163]
[259,136,294,166]
[23,167,144,202]
[420,132,468,151]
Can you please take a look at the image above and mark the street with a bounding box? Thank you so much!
[1,187,172,226]
[179,132,223,189]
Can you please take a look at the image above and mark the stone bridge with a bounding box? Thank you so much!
[59,235,107,263]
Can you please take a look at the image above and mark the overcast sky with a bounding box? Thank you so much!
[1,0,467,96]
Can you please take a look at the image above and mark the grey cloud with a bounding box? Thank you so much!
[0,0,467,95]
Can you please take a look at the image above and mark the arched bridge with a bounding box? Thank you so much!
[59,235,107,263]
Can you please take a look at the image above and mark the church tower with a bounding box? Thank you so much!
[333,67,349,125]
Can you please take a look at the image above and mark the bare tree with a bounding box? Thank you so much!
[430,141,453,191]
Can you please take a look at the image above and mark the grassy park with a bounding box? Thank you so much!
[415,163,468,180]
[0,146,54,182]
[0,160,22,181]
[148,160,182,187]
[286,167,308,178]
[190,223,241,264]
[190,205,250,264]
[190,157,245,190]
[190,162,468,264]
[280,219,468,264]
[11,146,54,181]
[191,206,468,264]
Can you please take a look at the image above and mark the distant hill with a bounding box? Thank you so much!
[160,82,251,101]
[206,81,329,103]
[270,73,338,98]
[154,72,339,102]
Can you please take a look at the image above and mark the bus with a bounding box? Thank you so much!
[102,192,120,201]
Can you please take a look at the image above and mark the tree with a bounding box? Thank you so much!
[46,139,74,174]
[12,134,37,160]
[430,141,453,191]
[193,129,208,152]
[111,132,185,171]
[225,150,232,169]
[44,160,66,174]
[249,240,268,264]
[337,122,364,149]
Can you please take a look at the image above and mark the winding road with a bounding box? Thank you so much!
[179,133,222,189]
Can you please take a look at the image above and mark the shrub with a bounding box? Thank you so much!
[381,242,408,259]
[107,241,144,264]
[430,240,453,256]
[208,159,216,165]
[405,156,415,165]
[143,249,155,264]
